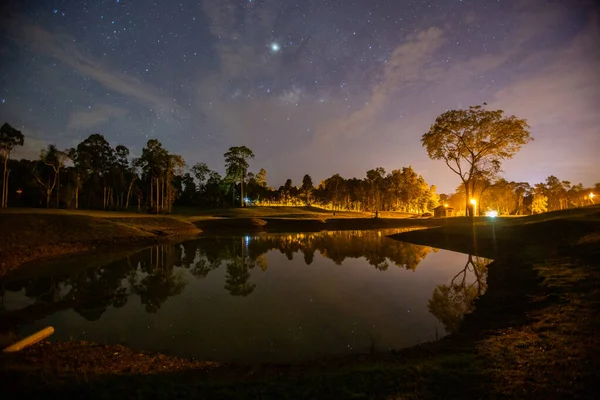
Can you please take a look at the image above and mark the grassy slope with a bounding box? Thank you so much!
[176,205,414,220]
[181,206,430,233]
[0,209,201,276]
[1,206,599,398]
[0,206,427,275]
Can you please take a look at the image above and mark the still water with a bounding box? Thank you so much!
[0,230,489,363]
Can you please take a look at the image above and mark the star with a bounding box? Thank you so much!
[0,0,595,195]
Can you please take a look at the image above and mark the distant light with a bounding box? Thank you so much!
[485,210,498,218]
[245,236,250,244]
[244,197,249,203]
[470,199,477,205]
[444,203,449,207]
[590,192,595,199]
[16,189,23,194]
[270,42,280,52]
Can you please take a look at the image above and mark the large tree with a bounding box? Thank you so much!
[255,168,267,188]
[224,146,254,207]
[301,174,314,206]
[0,123,24,208]
[136,139,169,212]
[421,105,531,216]
[33,144,70,207]
[72,134,116,209]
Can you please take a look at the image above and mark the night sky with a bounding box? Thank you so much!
[0,0,598,193]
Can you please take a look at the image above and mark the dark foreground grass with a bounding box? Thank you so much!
[1,207,599,399]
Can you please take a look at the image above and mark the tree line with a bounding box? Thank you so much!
[443,176,599,216]
[4,101,595,215]
[422,104,597,216]
[0,123,439,213]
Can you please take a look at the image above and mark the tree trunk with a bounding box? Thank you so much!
[156,177,159,214]
[241,175,245,207]
[4,169,11,208]
[1,155,8,208]
[56,171,60,208]
[126,177,136,209]
[464,181,471,217]
[161,177,165,211]
[75,187,79,209]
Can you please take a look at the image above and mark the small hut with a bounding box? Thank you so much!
[433,205,454,218]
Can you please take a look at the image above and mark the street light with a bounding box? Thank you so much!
[590,192,596,204]
[470,198,477,217]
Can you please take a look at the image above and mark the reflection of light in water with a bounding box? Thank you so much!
[2,230,477,363]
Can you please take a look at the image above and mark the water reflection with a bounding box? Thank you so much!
[427,254,489,332]
[0,230,491,362]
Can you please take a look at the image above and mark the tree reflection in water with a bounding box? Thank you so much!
[1,230,432,325]
[427,254,490,333]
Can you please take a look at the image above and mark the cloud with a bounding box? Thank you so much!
[279,86,303,105]
[67,104,129,130]
[11,129,49,160]
[9,22,178,114]
[490,15,600,129]
[316,27,445,142]
[488,13,600,185]
[202,0,279,78]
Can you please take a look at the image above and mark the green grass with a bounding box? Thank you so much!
[175,205,414,220]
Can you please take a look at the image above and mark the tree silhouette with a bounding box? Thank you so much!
[427,254,489,332]
[0,122,24,208]
[130,247,186,313]
[224,146,254,207]
[33,145,70,208]
[301,174,314,206]
[422,105,531,216]
[224,259,256,296]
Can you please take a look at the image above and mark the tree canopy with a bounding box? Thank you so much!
[224,146,255,207]
[422,105,532,216]
[0,122,24,208]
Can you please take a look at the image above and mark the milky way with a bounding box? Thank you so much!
[0,0,598,192]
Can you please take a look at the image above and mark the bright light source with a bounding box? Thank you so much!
[591,193,595,199]
[470,199,477,205]
[244,197,249,203]
[444,203,449,207]
[270,42,280,52]
[485,210,498,218]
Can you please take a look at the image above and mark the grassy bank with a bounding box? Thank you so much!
[0,209,201,276]
[179,205,430,233]
[1,207,599,398]
[0,206,428,275]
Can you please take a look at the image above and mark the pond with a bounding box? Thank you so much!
[0,229,490,363]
